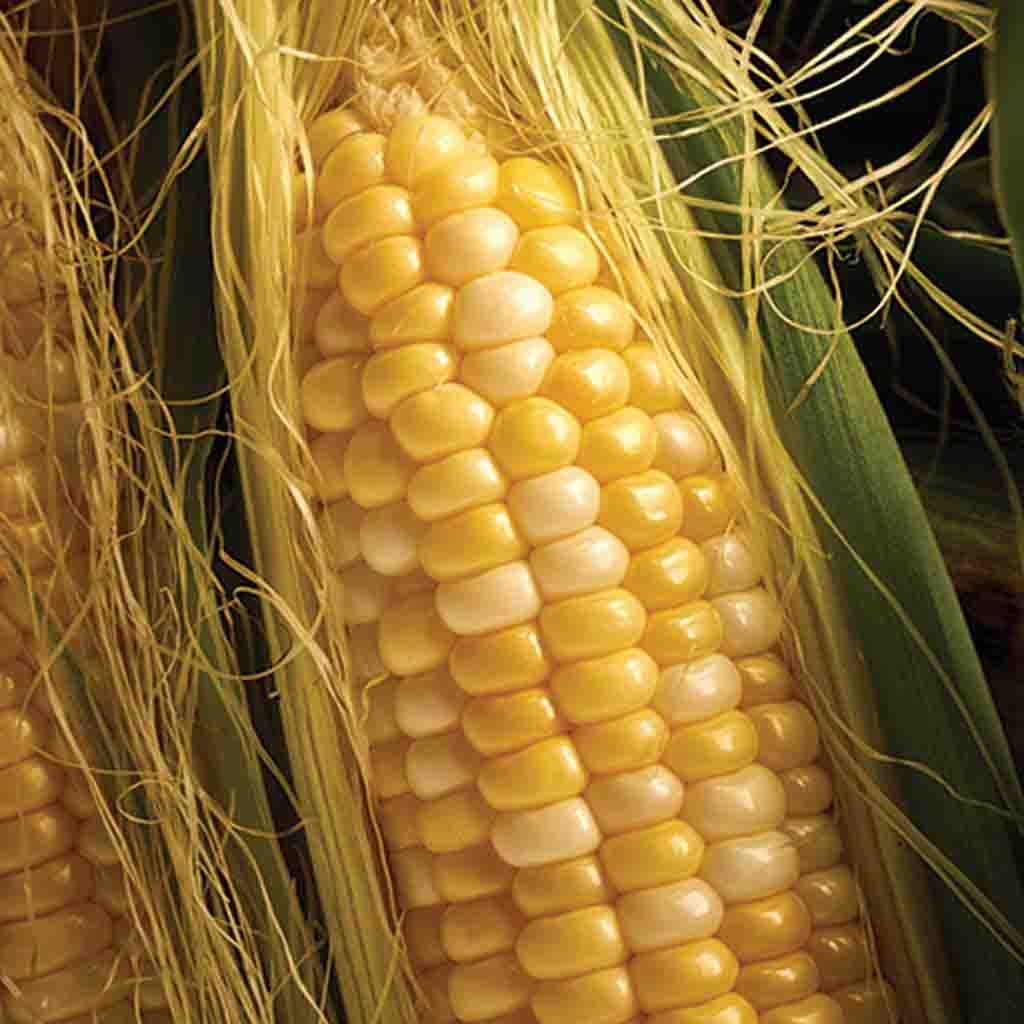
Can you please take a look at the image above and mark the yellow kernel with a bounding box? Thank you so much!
[414,155,500,229]
[781,763,834,816]
[0,854,94,924]
[462,688,565,756]
[377,792,422,850]
[540,588,646,662]
[517,906,627,980]
[386,115,466,186]
[300,355,368,432]
[0,705,49,767]
[420,503,526,582]
[783,816,844,874]
[0,805,76,876]
[0,902,111,982]
[574,709,668,775]
[370,282,455,348]
[717,891,813,964]
[831,982,897,1024]
[512,855,612,917]
[442,895,523,963]
[344,422,416,509]
[419,963,455,1022]
[408,448,508,522]
[547,284,634,354]
[392,383,494,463]
[361,343,457,420]
[309,432,349,502]
[540,349,630,422]
[678,474,738,543]
[377,592,455,677]
[405,905,447,968]
[761,994,845,1024]
[623,537,708,611]
[599,470,683,550]
[478,736,587,811]
[577,406,658,484]
[600,820,704,892]
[0,756,64,818]
[323,184,414,265]
[622,342,684,414]
[369,738,410,799]
[509,225,600,294]
[550,647,658,725]
[296,228,341,289]
[532,967,637,1024]
[735,952,820,1011]
[748,701,821,772]
[643,600,723,667]
[449,622,550,695]
[434,843,516,902]
[449,952,533,1022]
[417,788,495,853]
[807,925,870,992]
[497,157,578,229]
[307,107,364,168]
[663,710,759,782]
[340,235,425,316]
[316,132,387,217]
[314,291,371,357]
[646,993,757,1024]
[489,397,581,481]
[794,866,860,928]
[631,940,739,1013]
[391,846,442,909]
[737,653,794,707]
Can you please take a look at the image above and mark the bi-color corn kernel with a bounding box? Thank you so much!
[295,109,895,1024]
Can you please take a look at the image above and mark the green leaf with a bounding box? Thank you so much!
[993,1,1024,303]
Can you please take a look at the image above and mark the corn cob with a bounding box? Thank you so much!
[0,174,171,1023]
[294,107,897,1024]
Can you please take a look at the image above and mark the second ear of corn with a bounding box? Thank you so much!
[293,109,896,1024]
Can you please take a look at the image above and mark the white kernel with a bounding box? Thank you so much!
[507,466,600,545]
[406,732,481,800]
[699,830,800,903]
[359,502,427,577]
[460,337,555,406]
[652,412,715,479]
[682,764,786,842]
[314,290,370,357]
[337,562,393,624]
[453,271,553,350]
[426,207,520,286]
[435,561,541,636]
[585,765,683,835]
[712,587,784,658]
[491,797,601,868]
[653,654,742,726]
[530,526,629,601]
[390,847,443,908]
[395,670,467,739]
[702,530,762,596]
[616,879,723,954]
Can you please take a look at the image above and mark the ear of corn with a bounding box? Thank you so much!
[193,1,1022,1023]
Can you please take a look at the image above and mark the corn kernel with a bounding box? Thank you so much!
[394,668,466,739]
[420,504,526,583]
[418,788,495,853]
[663,710,758,783]
[0,756,64,818]
[623,343,684,415]
[622,537,707,611]
[408,448,508,523]
[391,847,442,909]
[631,939,739,1013]
[700,830,800,905]
[654,654,742,726]
[760,994,844,1024]
[748,701,821,773]
[795,866,860,928]
[454,271,554,350]
[442,895,523,963]
[540,588,646,662]
[735,952,820,1011]
[550,647,658,725]
[434,843,516,902]
[682,765,786,842]
[0,902,111,982]
[653,413,717,480]
[781,764,834,816]
[585,764,683,835]
[530,526,629,601]
[574,709,668,775]
[0,854,94,924]
[702,531,761,596]
[419,963,455,1022]
[599,820,704,892]
[712,588,784,659]
[783,816,844,874]
[0,805,76,875]
[531,967,637,1024]
[309,432,349,502]
[359,501,426,576]
[491,396,586,484]
[391,383,494,463]
[406,731,480,801]
[414,155,500,228]
[370,282,455,348]
[547,286,634,352]
[307,107,364,168]
[436,561,541,636]
[378,591,455,677]
[507,466,600,545]
[832,981,897,1023]
[344,422,416,509]
[599,470,682,550]
[491,797,601,868]
[497,158,578,229]
[807,925,870,992]
[616,878,723,954]
[315,290,371,357]
[478,736,587,811]
[577,407,658,484]
[369,738,410,799]
[300,355,368,433]
[737,653,794,707]
[362,344,457,420]
[541,349,630,422]
[449,952,533,1022]
[0,705,49,767]
[338,562,393,624]
[512,855,611,917]
[678,474,737,543]
[427,207,520,286]
[405,905,447,968]
[460,337,556,407]
[340,235,425,316]
[517,906,627,980]
[377,792,422,850]
[643,600,723,667]
[717,891,813,964]
[323,184,414,265]
[449,622,550,696]
[316,131,386,216]
[386,115,466,186]
[510,225,599,294]
[646,994,757,1024]
[462,688,564,756]
[296,228,340,289]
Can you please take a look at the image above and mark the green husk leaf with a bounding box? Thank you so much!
[992,0,1024,298]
